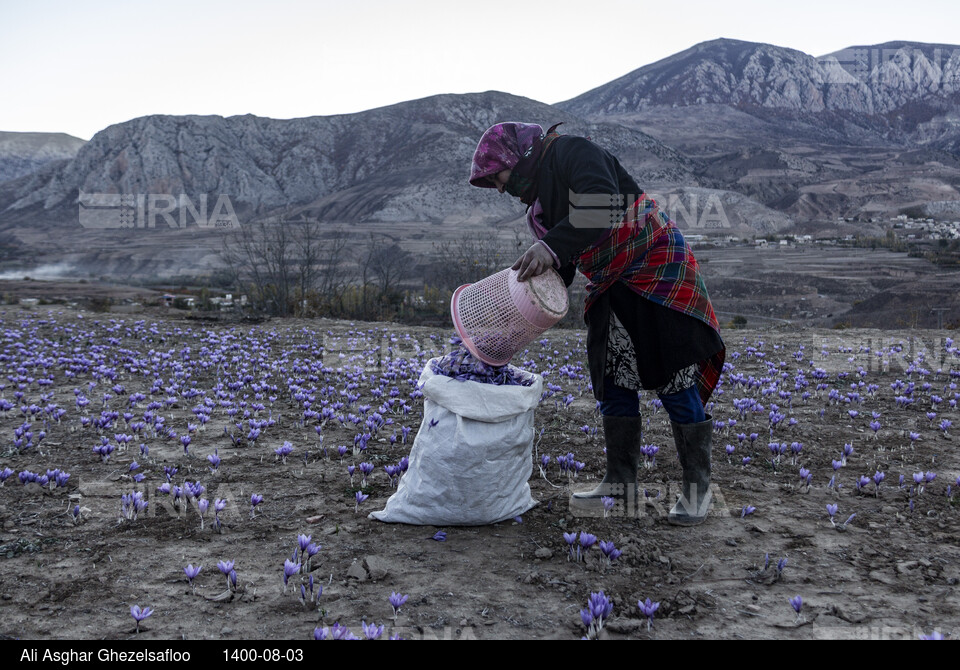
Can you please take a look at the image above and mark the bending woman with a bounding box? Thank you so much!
[469,121,725,525]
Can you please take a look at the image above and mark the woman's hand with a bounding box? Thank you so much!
[512,242,555,281]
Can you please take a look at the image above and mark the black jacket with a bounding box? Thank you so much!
[538,135,642,284]
[533,134,724,395]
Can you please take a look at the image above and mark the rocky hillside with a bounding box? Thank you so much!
[0,92,693,227]
[560,38,960,143]
[0,132,86,183]
[558,39,960,221]
[561,39,873,116]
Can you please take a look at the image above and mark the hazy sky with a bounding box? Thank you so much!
[2,0,959,140]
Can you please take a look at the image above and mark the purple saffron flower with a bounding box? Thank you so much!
[217,561,237,589]
[274,441,294,463]
[563,531,578,558]
[588,591,613,624]
[638,597,660,630]
[329,622,358,641]
[359,461,375,480]
[432,530,446,542]
[362,622,384,640]
[790,595,803,618]
[283,559,300,587]
[354,490,369,512]
[826,503,838,521]
[741,505,756,518]
[599,540,622,565]
[389,592,408,617]
[873,471,885,495]
[130,605,153,632]
[919,631,944,640]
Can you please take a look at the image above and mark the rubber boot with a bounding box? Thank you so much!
[569,415,642,516]
[667,415,713,526]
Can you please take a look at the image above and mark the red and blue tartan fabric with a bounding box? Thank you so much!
[576,193,725,404]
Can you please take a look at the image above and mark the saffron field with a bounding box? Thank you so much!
[0,308,957,640]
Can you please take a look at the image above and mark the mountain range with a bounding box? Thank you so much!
[0,131,86,183]
[1,38,959,280]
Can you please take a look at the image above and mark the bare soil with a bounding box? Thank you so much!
[0,308,957,640]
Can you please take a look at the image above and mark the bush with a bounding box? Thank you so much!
[88,297,113,313]
[727,315,748,329]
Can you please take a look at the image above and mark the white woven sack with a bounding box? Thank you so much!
[370,358,542,526]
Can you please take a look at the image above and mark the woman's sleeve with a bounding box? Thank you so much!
[540,137,627,266]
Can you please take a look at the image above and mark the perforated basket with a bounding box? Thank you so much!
[451,267,569,366]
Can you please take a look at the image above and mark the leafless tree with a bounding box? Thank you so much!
[313,227,352,315]
[221,219,356,317]
[353,234,411,319]
[428,230,513,290]
[219,218,295,316]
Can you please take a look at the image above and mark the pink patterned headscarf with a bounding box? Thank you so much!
[469,122,544,188]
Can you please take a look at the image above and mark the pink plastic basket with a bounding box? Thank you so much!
[451,267,569,366]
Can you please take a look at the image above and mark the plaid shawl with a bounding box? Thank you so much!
[576,194,725,404]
